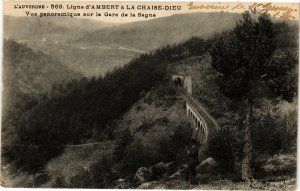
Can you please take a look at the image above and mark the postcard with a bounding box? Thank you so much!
[1,1,299,189]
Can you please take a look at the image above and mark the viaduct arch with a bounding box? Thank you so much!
[186,103,208,144]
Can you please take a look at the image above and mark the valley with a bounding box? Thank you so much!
[4,12,242,77]
[24,41,144,76]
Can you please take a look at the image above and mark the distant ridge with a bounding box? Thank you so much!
[76,12,242,51]
[4,15,117,42]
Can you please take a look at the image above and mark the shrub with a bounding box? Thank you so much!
[206,124,243,179]
[121,124,191,175]
[252,153,296,180]
[90,157,117,188]
[170,124,192,165]
[122,139,151,173]
[66,157,117,188]
[251,110,297,156]
[53,176,67,188]
[114,128,133,162]
[69,171,93,188]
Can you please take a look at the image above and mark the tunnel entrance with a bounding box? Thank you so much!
[171,75,192,94]
[174,77,183,87]
[172,75,184,88]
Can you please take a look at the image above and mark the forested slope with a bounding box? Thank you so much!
[3,40,81,110]
[2,40,82,150]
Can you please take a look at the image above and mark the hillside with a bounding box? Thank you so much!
[2,40,81,108]
[4,15,116,43]
[117,87,188,133]
[4,16,122,77]
[169,52,297,123]
[169,54,231,123]
[2,86,190,187]
[77,12,242,52]
[2,40,82,151]
[50,86,190,188]
[3,15,140,77]
[2,141,115,187]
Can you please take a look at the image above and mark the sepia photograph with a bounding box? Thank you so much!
[1,1,299,189]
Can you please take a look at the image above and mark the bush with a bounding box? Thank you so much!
[114,128,133,162]
[69,170,93,188]
[206,124,243,179]
[122,139,151,173]
[122,132,170,173]
[251,110,297,156]
[206,106,297,180]
[250,109,297,179]
[252,153,296,180]
[170,124,192,165]
[90,157,117,188]
[53,176,67,188]
[121,124,191,176]
[62,156,117,188]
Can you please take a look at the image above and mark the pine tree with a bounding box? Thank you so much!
[209,11,297,182]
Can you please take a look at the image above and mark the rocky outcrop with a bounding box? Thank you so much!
[262,154,296,175]
[135,162,174,186]
[114,178,129,189]
[135,167,152,185]
[196,157,217,174]
[169,164,187,180]
[150,162,173,180]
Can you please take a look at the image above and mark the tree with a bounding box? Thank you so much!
[4,134,64,187]
[209,11,297,182]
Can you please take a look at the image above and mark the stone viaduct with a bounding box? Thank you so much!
[172,75,219,145]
